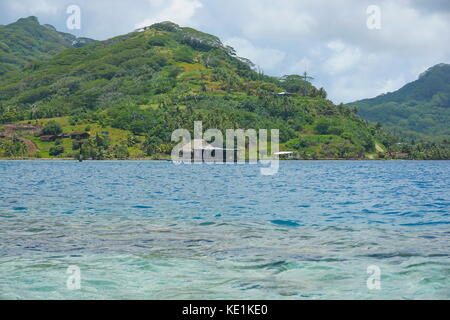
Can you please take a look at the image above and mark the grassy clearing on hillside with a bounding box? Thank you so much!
[15,117,146,159]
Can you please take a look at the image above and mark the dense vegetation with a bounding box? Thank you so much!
[0,16,95,76]
[0,137,27,157]
[0,18,448,160]
[350,63,450,141]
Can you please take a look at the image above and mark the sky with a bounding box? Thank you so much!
[1,0,449,103]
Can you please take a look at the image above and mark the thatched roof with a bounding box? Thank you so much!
[40,135,57,141]
[181,139,236,153]
[71,131,89,136]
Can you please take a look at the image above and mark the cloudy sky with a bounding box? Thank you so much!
[1,0,449,103]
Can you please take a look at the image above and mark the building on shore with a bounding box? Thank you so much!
[70,132,90,139]
[391,153,409,159]
[180,139,238,163]
[40,135,57,142]
[276,92,292,97]
[273,151,295,159]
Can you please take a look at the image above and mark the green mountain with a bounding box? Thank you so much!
[0,16,95,75]
[0,21,406,159]
[350,63,450,141]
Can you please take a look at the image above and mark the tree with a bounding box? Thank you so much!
[0,137,26,157]
[318,87,327,99]
[49,145,64,156]
[279,74,314,96]
[80,134,110,160]
[143,135,162,156]
[111,143,130,159]
[314,118,332,134]
[42,120,62,135]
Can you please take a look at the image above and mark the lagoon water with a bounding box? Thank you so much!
[0,160,449,299]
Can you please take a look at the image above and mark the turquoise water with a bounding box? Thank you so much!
[0,160,449,299]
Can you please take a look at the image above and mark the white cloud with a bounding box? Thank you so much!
[134,0,202,29]
[224,37,286,72]
[327,40,346,52]
[329,73,409,103]
[240,1,317,41]
[372,1,450,54]
[287,58,316,79]
[379,76,407,94]
[7,0,58,15]
[323,41,362,75]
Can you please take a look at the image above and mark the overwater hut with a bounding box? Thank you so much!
[180,139,238,162]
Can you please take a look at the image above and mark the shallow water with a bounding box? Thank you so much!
[0,160,449,299]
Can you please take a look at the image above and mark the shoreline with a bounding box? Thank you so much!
[0,158,447,161]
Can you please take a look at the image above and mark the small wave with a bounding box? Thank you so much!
[319,226,354,232]
[359,252,421,259]
[406,261,450,269]
[13,207,27,211]
[233,260,289,270]
[132,205,153,209]
[199,221,215,226]
[184,239,214,243]
[270,220,301,227]
[400,221,450,227]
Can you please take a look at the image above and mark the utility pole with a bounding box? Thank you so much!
[302,71,314,96]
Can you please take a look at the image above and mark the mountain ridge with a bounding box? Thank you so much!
[0,16,96,75]
[349,63,450,140]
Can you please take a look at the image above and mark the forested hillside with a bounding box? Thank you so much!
[0,16,95,76]
[1,19,447,160]
[350,63,450,141]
